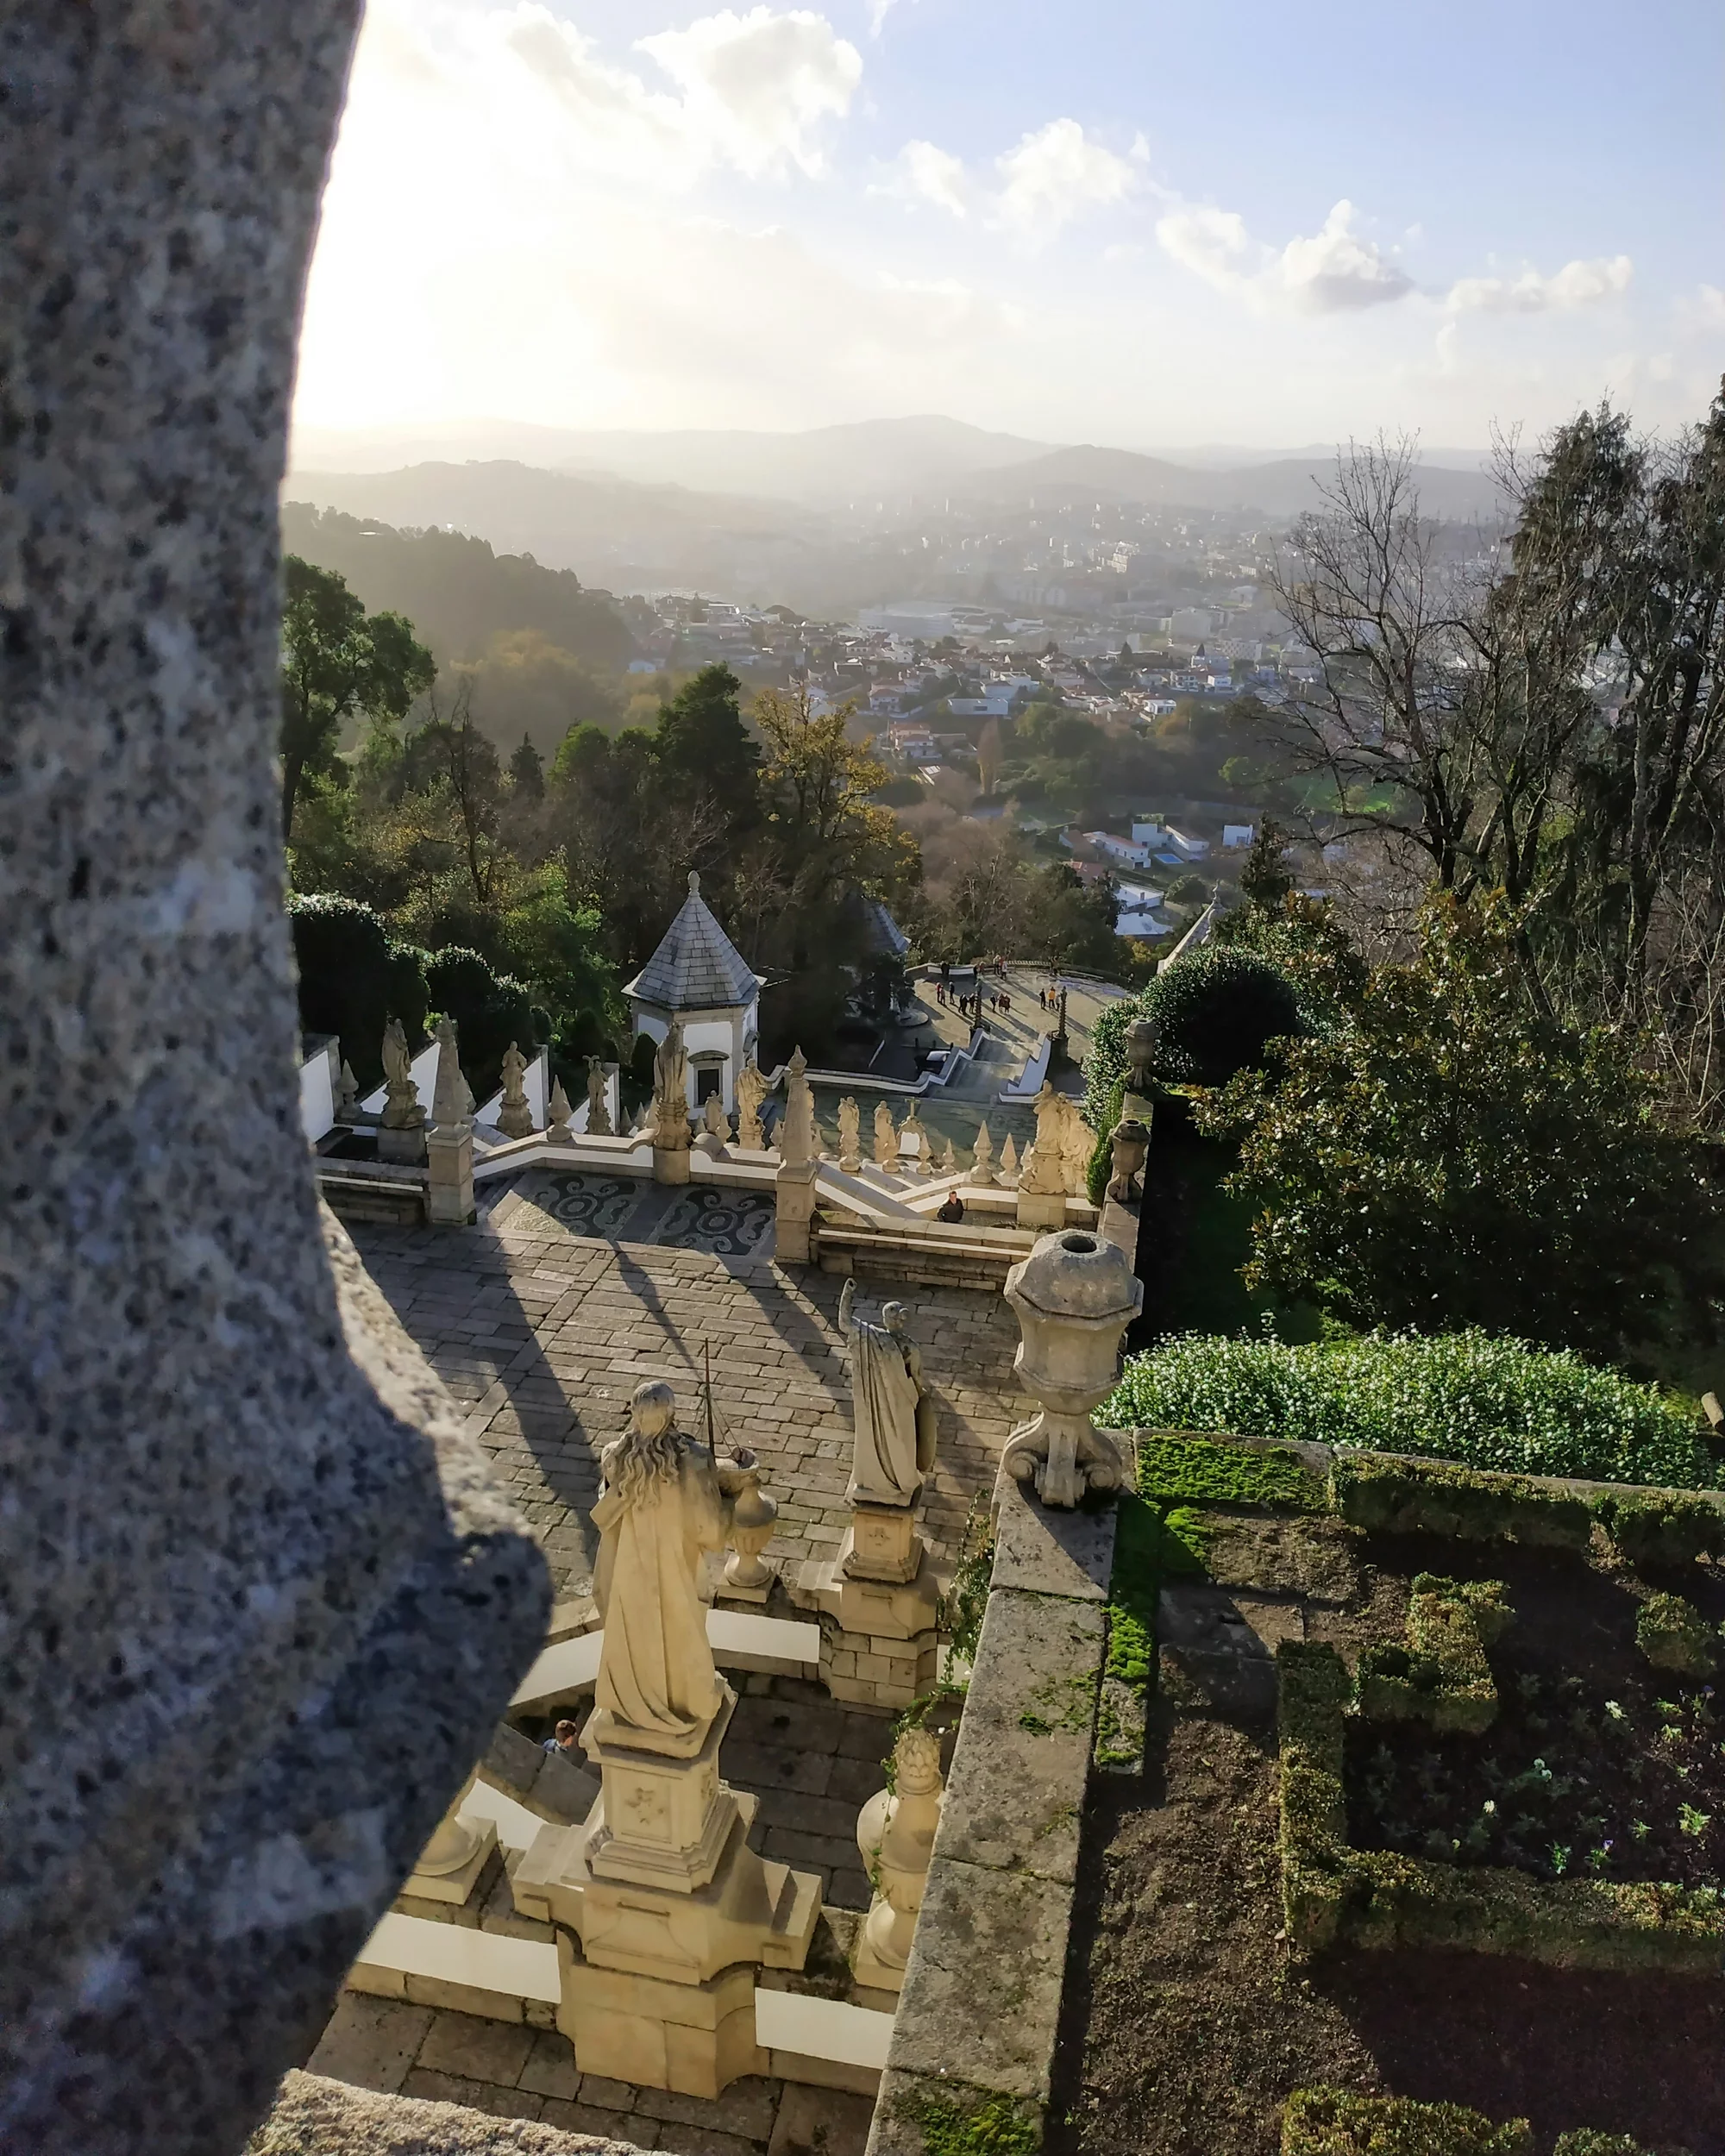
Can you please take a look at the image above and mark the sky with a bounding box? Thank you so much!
[292,0,1725,453]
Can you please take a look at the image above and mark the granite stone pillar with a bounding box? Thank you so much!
[0,9,549,2151]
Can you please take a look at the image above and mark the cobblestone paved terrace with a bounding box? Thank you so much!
[348,1194,1026,1598]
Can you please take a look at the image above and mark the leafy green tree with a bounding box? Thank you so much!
[279,557,435,841]
[1239,818,1294,911]
[1203,895,1721,1357]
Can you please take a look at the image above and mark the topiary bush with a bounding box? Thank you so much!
[1139,943,1301,1088]
[1594,1491,1725,1572]
[1102,1328,1712,1489]
[288,892,429,1088]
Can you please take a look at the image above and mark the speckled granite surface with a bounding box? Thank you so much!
[249,2072,643,2156]
[0,7,549,2149]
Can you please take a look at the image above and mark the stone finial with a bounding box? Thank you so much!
[687,869,700,893]
[853,1725,946,1992]
[1002,1228,1141,1507]
[780,1048,816,1169]
[837,1096,862,1174]
[496,1040,535,1139]
[1125,1014,1159,1092]
[547,1077,574,1144]
[873,1100,898,1168]
[430,1019,469,1129]
[1000,1132,1020,1186]
[722,1457,778,1594]
[334,1058,360,1123]
[1107,1117,1150,1202]
[971,1120,997,1186]
[941,1136,958,1175]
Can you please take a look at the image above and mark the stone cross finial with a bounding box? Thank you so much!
[971,1120,997,1186]
[547,1077,574,1144]
[873,1100,898,1168]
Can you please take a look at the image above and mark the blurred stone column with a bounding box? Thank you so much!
[0,9,549,2151]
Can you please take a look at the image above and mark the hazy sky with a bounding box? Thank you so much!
[294,0,1725,450]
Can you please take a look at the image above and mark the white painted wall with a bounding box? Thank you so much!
[299,1044,336,1144]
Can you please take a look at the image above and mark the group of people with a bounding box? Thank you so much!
[933,980,1013,1022]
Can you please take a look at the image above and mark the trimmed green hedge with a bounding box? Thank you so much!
[1356,1576,1508,1736]
[1595,1490,1725,1571]
[1275,1639,1725,1973]
[1105,1329,1710,1489]
[1282,2088,1531,2155]
[1332,1454,1593,1550]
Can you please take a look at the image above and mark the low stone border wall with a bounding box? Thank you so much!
[863,1478,1118,2156]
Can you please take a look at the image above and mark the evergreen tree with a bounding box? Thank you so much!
[510,733,545,801]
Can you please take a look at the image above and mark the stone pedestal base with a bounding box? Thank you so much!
[775,1162,816,1264]
[653,1141,693,1185]
[1014,1186,1067,1231]
[557,1946,763,2098]
[427,1126,475,1225]
[851,1899,913,1995]
[841,1501,923,1585]
[377,1124,426,1166]
[794,1550,941,1708]
[402,1816,498,1906]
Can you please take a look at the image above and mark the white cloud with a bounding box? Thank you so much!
[1157,197,1412,314]
[1694,285,1725,326]
[877,139,969,216]
[637,7,862,179]
[1446,254,1633,314]
[994,119,1137,239]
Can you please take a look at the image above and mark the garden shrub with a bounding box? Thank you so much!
[1551,2136,1678,2156]
[901,2089,1038,2156]
[1139,942,1302,1088]
[1594,1491,1725,1572]
[1281,2087,1532,2155]
[1085,1076,1126,1207]
[288,892,430,1087]
[1104,1329,1710,1490]
[1127,1430,1327,1512]
[1635,1592,1719,1677]
[1273,1639,1725,1972]
[1333,1455,1592,1551]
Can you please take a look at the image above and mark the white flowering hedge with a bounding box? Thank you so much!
[1100,1328,1710,1490]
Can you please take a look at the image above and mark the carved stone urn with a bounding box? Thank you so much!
[722,1451,779,1593]
[1002,1227,1143,1508]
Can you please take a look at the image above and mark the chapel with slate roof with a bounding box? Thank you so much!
[623,871,763,1112]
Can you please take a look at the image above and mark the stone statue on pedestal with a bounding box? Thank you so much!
[837,1279,936,1506]
[586,1056,612,1137]
[780,1047,816,1167]
[590,1381,752,1758]
[497,1040,535,1138]
[650,1021,691,1147]
[873,1101,898,1168]
[736,1060,767,1150]
[837,1096,862,1173]
[380,1018,423,1131]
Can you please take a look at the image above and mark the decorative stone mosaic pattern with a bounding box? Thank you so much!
[514,1172,645,1243]
[652,1185,776,1257]
[347,1211,1025,1596]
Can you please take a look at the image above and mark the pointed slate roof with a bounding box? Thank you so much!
[624,872,762,1012]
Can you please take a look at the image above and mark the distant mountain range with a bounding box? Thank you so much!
[288,413,1501,519]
